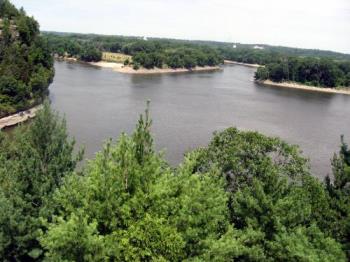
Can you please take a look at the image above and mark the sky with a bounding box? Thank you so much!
[11,0,350,54]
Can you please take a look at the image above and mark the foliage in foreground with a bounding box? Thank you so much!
[326,135,350,258]
[0,103,349,261]
[0,102,82,260]
[192,128,348,260]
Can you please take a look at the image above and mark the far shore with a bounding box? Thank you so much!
[0,105,43,130]
[224,60,261,68]
[259,79,350,95]
[89,61,222,75]
[64,59,350,96]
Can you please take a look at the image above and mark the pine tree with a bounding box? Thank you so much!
[325,135,350,258]
[0,102,81,260]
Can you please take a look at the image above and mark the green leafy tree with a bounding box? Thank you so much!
[192,127,346,261]
[80,45,102,62]
[192,127,309,191]
[40,105,234,261]
[255,66,269,80]
[325,136,350,258]
[230,173,345,261]
[133,62,140,70]
[0,102,82,260]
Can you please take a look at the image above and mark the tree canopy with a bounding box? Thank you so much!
[255,57,350,88]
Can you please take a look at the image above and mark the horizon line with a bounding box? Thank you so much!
[42,30,350,56]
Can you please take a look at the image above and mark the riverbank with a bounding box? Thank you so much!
[259,80,350,95]
[224,60,261,68]
[0,105,42,130]
[89,61,124,69]
[89,61,221,74]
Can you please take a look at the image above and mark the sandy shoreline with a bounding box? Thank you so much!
[77,60,350,95]
[89,61,221,74]
[0,105,42,130]
[224,60,261,68]
[259,80,350,95]
[89,61,124,69]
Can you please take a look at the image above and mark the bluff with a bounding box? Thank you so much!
[0,0,54,117]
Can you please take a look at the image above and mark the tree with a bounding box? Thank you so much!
[29,66,51,97]
[268,63,288,82]
[80,45,102,62]
[183,55,196,69]
[0,102,82,260]
[133,62,140,70]
[0,0,54,116]
[255,66,269,80]
[166,53,184,69]
[192,127,309,191]
[192,127,346,261]
[230,173,345,261]
[40,104,234,261]
[325,136,350,259]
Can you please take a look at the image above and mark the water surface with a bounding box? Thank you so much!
[50,61,350,178]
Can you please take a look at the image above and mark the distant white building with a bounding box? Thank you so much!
[143,36,148,41]
[233,44,237,48]
[253,45,264,50]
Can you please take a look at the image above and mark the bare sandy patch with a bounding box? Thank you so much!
[260,80,350,95]
[89,61,221,75]
[0,105,42,130]
[89,61,124,69]
[224,60,261,68]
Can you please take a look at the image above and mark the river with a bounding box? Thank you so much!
[49,61,350,178]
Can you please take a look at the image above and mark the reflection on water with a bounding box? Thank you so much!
[49,61,350,178]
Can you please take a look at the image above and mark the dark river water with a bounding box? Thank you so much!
[49,61,350,178]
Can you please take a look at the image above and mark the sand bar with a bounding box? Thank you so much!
[90,61,221,74]
[89,61,124,69]
[224,60,261,68]
[259,80,350,95]
[0,105,42,130]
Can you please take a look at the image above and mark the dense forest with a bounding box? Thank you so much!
[44,33,223,69]
[255,57,350,88]
[0,102,349,261]
[162,38,350,61]
[218,45,350,65]
[217,46,350,88]
[0,0,54,117]
[45,32,350,70]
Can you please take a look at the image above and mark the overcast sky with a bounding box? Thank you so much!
[11,0,350,54]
